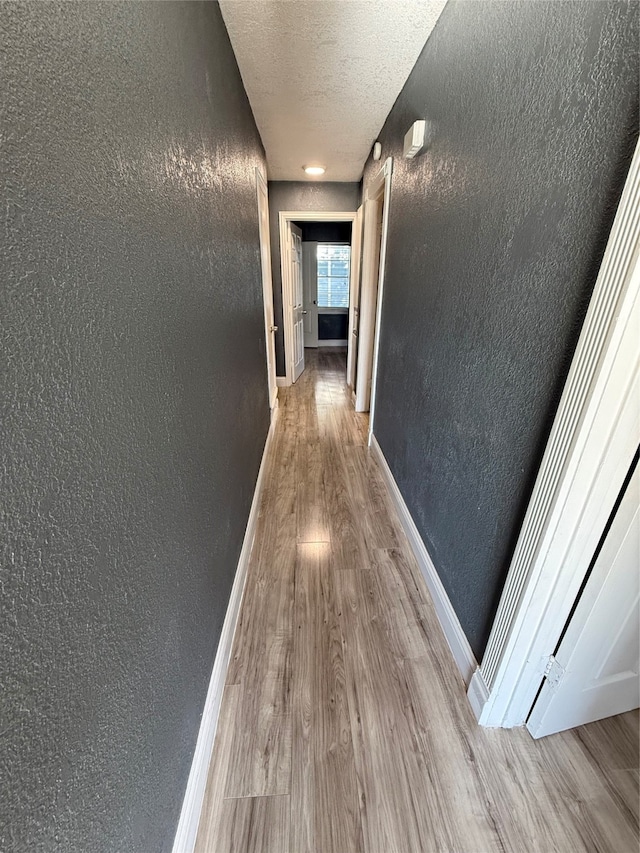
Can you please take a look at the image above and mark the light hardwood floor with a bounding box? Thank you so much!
[194,349,639,853]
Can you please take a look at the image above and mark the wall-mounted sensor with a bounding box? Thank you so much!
[403,120,426,159]
[372,142,382,161]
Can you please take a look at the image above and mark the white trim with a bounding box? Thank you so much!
[172,407,279,853]
[256,168,278,412]
[354,159,393,418]
[370,434,477,685]
[467,668,490,722]
[347,205,364,390]
[276,376,291,388]
[278,214,294,386]
[279,211,357,385]
[368,157,393,439]
[473,139,640,728]
[354,197,381,412]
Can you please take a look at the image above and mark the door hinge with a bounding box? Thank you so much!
[543,655,565,689]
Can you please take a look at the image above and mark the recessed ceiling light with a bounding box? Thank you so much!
[303,165,325,175]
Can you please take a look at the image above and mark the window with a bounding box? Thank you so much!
[317,244,350,308]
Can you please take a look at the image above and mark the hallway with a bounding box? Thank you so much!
[194,350,638,853]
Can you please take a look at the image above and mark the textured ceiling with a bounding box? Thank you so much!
[219,0,447,181]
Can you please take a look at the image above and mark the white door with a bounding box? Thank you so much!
[256,170,278,410]
[527,460,640,738]
[302,241,318,348]
[291,223,305,382]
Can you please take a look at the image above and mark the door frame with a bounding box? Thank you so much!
[346,205,364,389]
[355,158,393,425]
[468,140,640,728]
[256,169,278,412]
[278,210,357,386]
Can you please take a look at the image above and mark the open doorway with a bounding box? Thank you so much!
[278,211,358,388]
[296,221,352,360]
[256,168,278,413]
[354,158,393,438]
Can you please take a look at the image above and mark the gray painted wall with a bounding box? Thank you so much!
[1,3,269,851]
[268,182,360,374]
[318,314,349,340]
[364,0,638,659]
[294,221,353,243]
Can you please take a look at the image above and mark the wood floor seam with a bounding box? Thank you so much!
[221,793,290,801]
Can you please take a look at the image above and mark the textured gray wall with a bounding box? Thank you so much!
[294,221,353,243]
[1,3,269,851]
[268,182,360,374]
[318,314,349,341]
[364,0,638,659]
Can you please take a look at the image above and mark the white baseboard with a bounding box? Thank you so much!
[370,434,477,686]
[467,667,490,721]
[318,340,348,348]
[172,407,278,853]
[276,376,291,388]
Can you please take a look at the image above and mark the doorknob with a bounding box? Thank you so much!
[270,325,278,332]
[302,310,308,315]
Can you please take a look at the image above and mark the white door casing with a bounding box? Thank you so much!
[527,461,639,738]
[279,212,356,385]
[368,159,393,437]
[355,158,393,422]
[290,224,305,382]
[256,169,278,410]
[355,197,381,413]
[302,241,318,348]
[347,205,364,389]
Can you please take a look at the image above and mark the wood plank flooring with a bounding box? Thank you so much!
[194,348,639,853]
